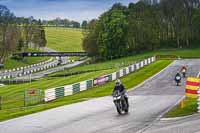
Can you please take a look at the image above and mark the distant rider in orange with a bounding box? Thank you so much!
[181,66,187,78]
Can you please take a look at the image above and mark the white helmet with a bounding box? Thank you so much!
[115,79,121,86]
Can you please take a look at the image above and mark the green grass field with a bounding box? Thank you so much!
[0,60,172,121]
[45,27,83,52]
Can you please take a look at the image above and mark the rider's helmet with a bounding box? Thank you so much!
[175,72,181,80]
[115,79,121,86]
[176,71,180,75]
[181,66,187,72]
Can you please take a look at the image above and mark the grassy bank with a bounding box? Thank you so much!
[45,27,83,52]
[2,48,49,70]
[49,48,200,77]
[3,57,49,70]
[0,60,172,121]
[165,98,198,118]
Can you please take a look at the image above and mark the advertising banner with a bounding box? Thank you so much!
[94,75,110,86]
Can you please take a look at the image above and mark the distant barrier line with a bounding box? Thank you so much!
[0,58,73,80]
[44,56,156,102]
[0,58,54,78]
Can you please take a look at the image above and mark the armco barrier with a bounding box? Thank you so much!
[0,58,54,78]
[44,56,156,102]
[55,87,65,99]
[64,85,73,96]
[136,63,140,70]
[119,69,123,77]
[45,88,56,101]
[73,83,80,94]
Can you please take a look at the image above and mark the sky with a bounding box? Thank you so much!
[0,0,139,22]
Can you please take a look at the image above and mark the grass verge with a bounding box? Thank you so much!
[0,60,172,121]
[164,98,198,118]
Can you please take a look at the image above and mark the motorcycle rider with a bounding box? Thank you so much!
[181,66,187,78]
[113,79,129,107]
[175,72,182,86]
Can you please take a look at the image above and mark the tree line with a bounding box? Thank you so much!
[0,5,46,64]
[42,18,81,28]
[41,18,89,29]
[82,0,200,60]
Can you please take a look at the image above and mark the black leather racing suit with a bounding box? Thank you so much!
[113,84,129,106]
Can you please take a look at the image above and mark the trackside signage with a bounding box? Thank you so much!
[94,75,110,86]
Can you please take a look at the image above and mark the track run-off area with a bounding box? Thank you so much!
[0,59,200,133]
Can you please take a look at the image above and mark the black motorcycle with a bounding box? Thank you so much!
[113,90,129,114]
[182,72,186,78]
[175,74,181,86]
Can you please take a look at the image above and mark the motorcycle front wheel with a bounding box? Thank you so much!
[124,100,129,113]
[115,101,122,114]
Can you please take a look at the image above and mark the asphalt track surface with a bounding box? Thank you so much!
[144,114,200,133]
[0,59,200,133]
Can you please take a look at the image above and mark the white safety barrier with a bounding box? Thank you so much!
[140,61,144,68]
[136,63,140,70]
[119,69,124,77]
[44,56,156,102]
[0,58,55,75]
[45,88,56,102]
[148,58,151,64]
[126,67,130,74]
[144,59,148,66]
[131,64,135,72]
[80,81,87,91]
[112,72,117,81]
[64,85,73,96]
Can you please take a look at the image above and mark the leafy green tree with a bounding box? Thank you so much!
[82,1,200,61]
[82,20,99,58]
[81,20,88,29]
[0,5,18,63]
[97,3,128,59]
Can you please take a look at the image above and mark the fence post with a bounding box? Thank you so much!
[24,92,26,107]
[39,90,43,104]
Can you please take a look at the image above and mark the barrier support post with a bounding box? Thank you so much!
[181,99,185,109]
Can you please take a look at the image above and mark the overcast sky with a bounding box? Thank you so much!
[0,0,139,22]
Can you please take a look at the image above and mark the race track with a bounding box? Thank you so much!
[0,59,200,133]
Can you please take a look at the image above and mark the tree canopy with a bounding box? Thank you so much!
[0,5,47,63]
[82,0,200,60]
